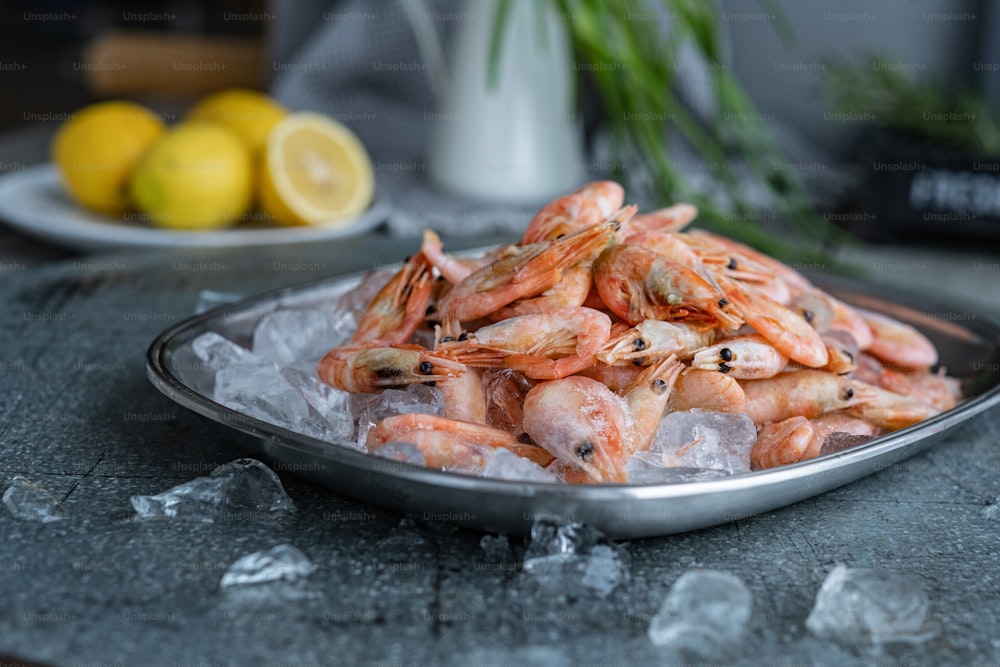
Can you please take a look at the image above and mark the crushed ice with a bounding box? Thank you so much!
[648,409,757,474]
[2,476,66,523]
[805,565,937,652]
[648,570,752,658]
[522,521,629,597]
[130,458,294,522]
[194,289,243,314]
[219,544,316,588]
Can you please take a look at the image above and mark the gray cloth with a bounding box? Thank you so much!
[272,0,539,238]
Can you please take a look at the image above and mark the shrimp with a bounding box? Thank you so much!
[490,263,593,319]
[437,307,612,380]
[598,319,715,366]
[592,244,742,329]
[827,297,873,350]
[622,355,685,454]
[716,275,828,368]
[421,229,502,284]
[856,308,938,370]
[317,344,466,393]
[671,368,746,414]
[366,413,554,468]
[351,253,433,345]
[522,192,604,244]
[788,288,836,333]
[846,382,941,431]
[751,416,814,470]
[802,413,877,460]
[620,203,698,236]
[575,180,626,218]
[576,362,644,392]
[435,220,617,323]
[687,228,813,295]
[905,371,961,412]
[690,334,789,379]
[741,370,871,425]
[820,331,859,375]
[522,376,629,483]
[438,365,486,423]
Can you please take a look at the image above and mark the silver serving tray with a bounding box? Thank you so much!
[147,265,1000,538]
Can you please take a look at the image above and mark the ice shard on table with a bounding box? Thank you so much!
[648,570,753,658]
[2,476,66,523]
[805,564,937,652]
[130,458,295,522]
[522,520,629,597]
[219,544,316,588]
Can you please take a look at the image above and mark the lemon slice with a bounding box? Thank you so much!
[260,112,375,227]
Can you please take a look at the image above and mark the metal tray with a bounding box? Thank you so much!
[146,266,1000,538]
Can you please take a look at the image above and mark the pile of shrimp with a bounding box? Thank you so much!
[316,181,962,483]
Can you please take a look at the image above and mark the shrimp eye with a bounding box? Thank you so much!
[458,332,470,341]
[651,378,668,394]
[555,233,566,240]
[719,347,733,362]
[633,337,647,352]
[843,350,854,363]
[842,386,855,400]
[727,257,738,270]
[440,336,455,343]
[718,362,732,374]
[802,309,815,324]
[718,298,729,308]
[575,441,595,462]
[418,361,434,375]
[610,219,622,231]
[631,357,645,366]
[425,304,437,316]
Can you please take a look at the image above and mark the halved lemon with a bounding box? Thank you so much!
[259,112,374,227]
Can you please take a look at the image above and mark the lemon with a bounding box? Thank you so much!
[129,122,253,230]
[52,101,166,215]
[259,112,375,227]
[186,88,287,156]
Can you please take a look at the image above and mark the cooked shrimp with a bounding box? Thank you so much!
[622,355,685,454]
[905,371,961,411]
[687,228,813,295]
[846,382,941,430]
[490,263,593,319]
[437,307,612,380]
[366,413,554,468]
[751,416,815,470]
[574,180,626,218]
[420,229,502,284]
[620,203,698,236]
[788,288,836,333]
[435,220,617,322]
[828,297,874,350]
[717,275,828,368]
[671,368,747,413]
[317,344,466,393]
[576,361,644,393]
[593,244,742,329]
[741,370,870,424]
[820,331,859,375]
[598,319,715,366]
[522,192,604,244]
[690,334,789,379]
[438,365,486,423]
[351,253,433,345]
[802,413,877,460]
[856,307,938,370]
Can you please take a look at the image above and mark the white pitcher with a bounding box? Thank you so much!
[403,0,585,204]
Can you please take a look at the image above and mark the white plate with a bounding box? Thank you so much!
[0,164,390,251]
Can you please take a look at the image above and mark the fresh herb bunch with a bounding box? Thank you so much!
[489,0,847,260]
[825,57,1000,155]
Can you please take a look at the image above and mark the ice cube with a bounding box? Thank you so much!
[279,367,355,444]
[482,448,560,483]
[191,332,256,370]
[648,570,753,658]
[522,521,630,597]
[354,384,445,448]
[624,453,729,485]
[214,360,311,429]
[805,565,937,651]
[194,289,243,314]
[130,458,294,522]
[335,270,394,322]
[2,476,66,523]
[982,499,1000,521]
[252,308,354,365]
[652,409,757,474]
[219,544,316,588]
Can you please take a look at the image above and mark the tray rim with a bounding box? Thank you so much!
[145,261,1000,536]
